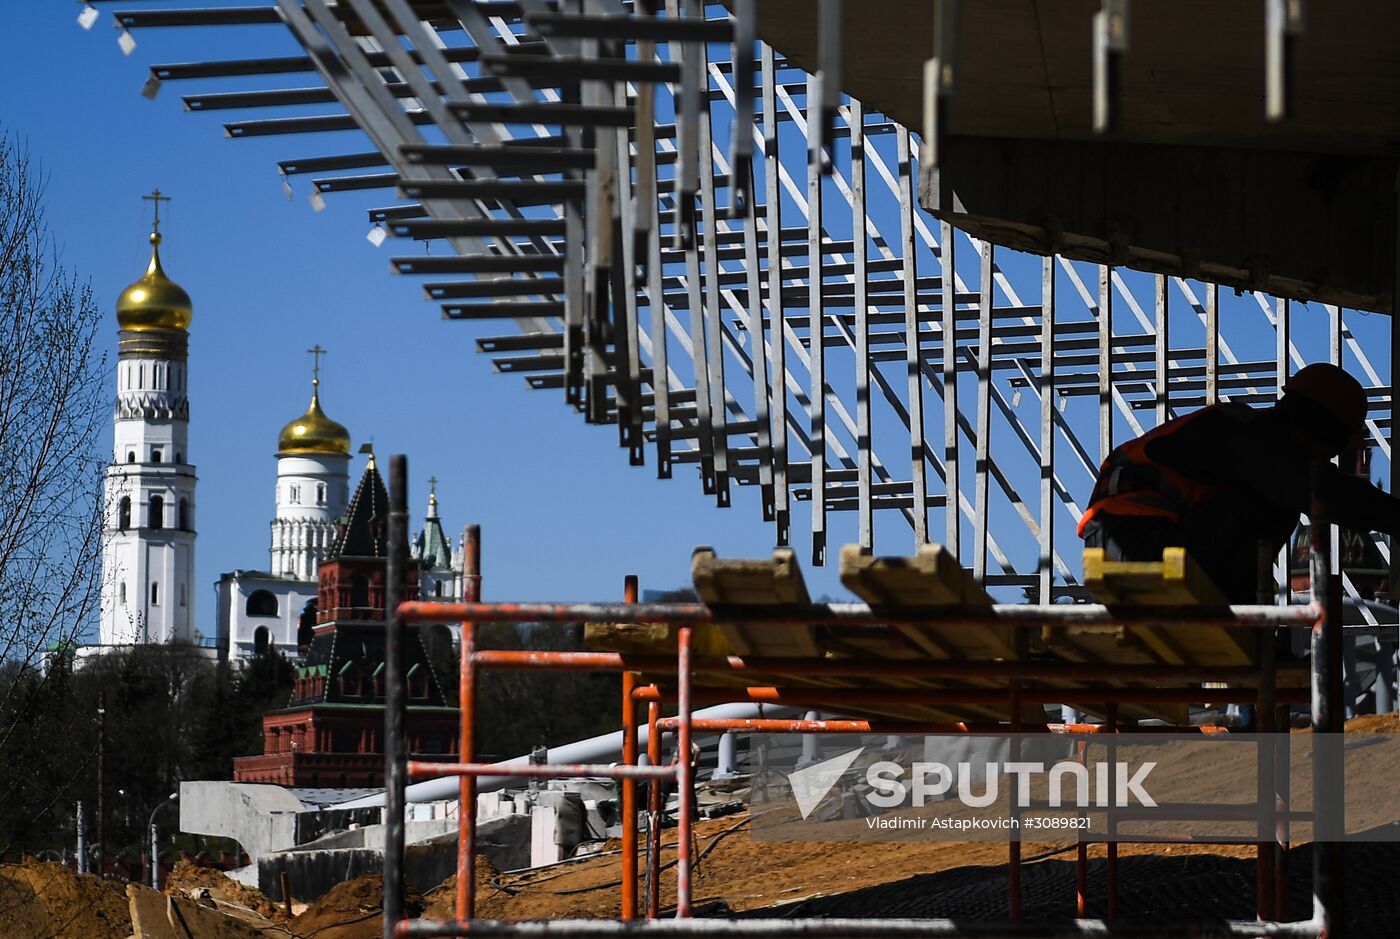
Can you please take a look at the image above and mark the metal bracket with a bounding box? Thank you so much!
[1093,0,1129,134]
[1266,0,1305,121]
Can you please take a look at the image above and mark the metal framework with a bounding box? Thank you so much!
[384,453,1347,938]
[90,0,1395,604]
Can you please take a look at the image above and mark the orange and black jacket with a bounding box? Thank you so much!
[1078,402,1400,550]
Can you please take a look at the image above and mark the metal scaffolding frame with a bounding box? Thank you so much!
[90,0,1395,605]
[383,451,1348,938]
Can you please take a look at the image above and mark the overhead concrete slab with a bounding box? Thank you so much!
[741,1,1400,311]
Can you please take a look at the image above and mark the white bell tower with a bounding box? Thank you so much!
[269,346,352,582]
[98,191,198,646]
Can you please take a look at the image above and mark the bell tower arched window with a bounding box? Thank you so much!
[118,496,131,531]
[246,590,278,618]
[148,494,164,530]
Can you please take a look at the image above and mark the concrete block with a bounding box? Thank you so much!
[127,883,267,939]
[255,813,529,903]
[179,782,303,865]
[530,803,562,867]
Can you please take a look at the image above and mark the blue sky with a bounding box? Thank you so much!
[4,6,840,636]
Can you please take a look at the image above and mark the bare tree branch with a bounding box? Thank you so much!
[0,132,105,701]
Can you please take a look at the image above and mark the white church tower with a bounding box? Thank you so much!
[98,193,197,646]
[269,348,351,581]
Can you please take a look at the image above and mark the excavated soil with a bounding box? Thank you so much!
[288,874,424,939]
[164,858,291,923]
[741,841,1400,933]
[406,716,1400,924]
[419,821,1260,922]
[0,859,131,939]
[1,716,1373,937]
[1343,712,1399,734]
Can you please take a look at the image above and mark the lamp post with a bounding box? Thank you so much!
[147,792,178,889]
[95,700,104,876]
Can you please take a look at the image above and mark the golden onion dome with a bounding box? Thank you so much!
[116,231,193,332]
[278,381,351,456]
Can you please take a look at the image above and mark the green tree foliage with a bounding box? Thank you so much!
[0,656,89,859]
[191,651,296,780]
[0,646,293,860]
[473,623,621,760]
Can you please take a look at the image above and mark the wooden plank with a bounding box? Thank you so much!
[838,543,1018,661]
[691,547,820,657]
[1084,546,1227,606]
[1083,547,1255,666]
[838,544,1038,722]
[582,620,734,657]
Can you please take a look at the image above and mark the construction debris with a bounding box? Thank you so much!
[128,882,278,938]
[164,858,291,923]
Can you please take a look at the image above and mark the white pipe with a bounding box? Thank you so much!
[335,702,791,808]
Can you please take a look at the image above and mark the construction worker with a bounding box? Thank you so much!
[1078,363,1400,603]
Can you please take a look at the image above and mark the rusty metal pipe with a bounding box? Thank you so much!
[407,761,678,781]
[396,917,1322,937]
[651,718,1238,735]
[399,600,1320,630]
[656,717,971,734]
[1308,475,1343,935]
[457,620,477,921]
[633,686,1307,707]
[621,575,640,921]
[456,523,480,923]
[646,699,662,920]
[674,624,694,918]
[384,456,408,939]
[469,649,1294,684]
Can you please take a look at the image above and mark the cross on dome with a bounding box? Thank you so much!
[142,188,170,234]
[308,344,326,386]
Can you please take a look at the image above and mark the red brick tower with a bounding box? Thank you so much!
[234,457,458,787]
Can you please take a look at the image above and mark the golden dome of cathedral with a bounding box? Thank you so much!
[278,381,351,456]
[116,231,192,332]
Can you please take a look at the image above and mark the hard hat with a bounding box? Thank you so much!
[1283,363,1367,435]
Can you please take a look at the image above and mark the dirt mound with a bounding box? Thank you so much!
[0,859,131,939]
[737,841,1400,932]
[289,874,424,939]
[164,858,289,922]
[409,816,1263,922]
[1346,712,1400,734]
[422,855,504,920]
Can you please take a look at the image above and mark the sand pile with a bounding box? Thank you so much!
[164,858,290,922]
[289,874,423,939]
[1345,712,1399,734]
[0,859,131,939]
[421,855,506,920]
